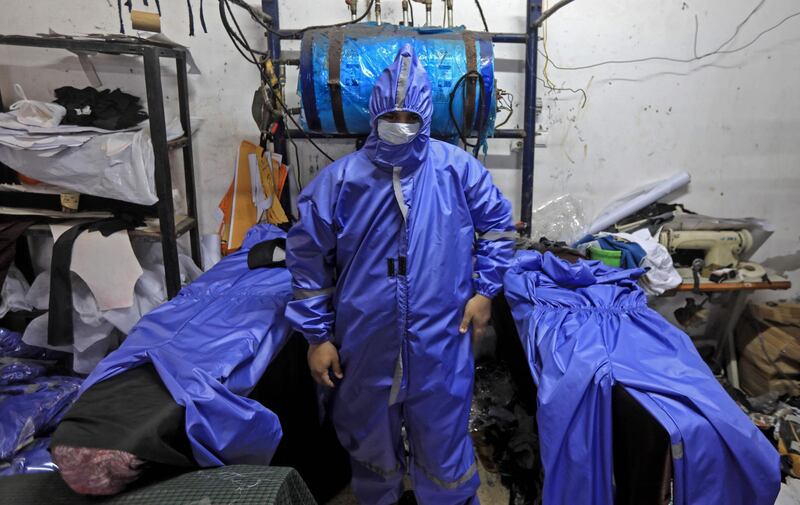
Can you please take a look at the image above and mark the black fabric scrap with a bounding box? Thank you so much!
[117,0,125,34]
[51,363,195,467]
[187,0,195,36]
[199,0,207,33]
[53,87,148,131]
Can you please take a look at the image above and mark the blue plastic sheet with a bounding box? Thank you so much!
[79,225,294,467]
[0,438,57,476]
[0,361,49,386]
[0,328,65,361]
[0,376,82,460]
[503,251,780,505]
[299,23,495,139]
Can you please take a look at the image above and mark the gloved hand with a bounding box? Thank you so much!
[459,293,492,343]
[308,341,344,388]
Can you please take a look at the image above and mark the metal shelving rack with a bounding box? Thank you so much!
[0,35,201,299]
[261,0,542,234]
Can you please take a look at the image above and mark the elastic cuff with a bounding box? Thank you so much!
[473,281,499,299]
[305,334,332,346]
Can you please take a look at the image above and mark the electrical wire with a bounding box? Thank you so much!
[448,70,489,156]
[495,90,514,128]
[537,77,586,107]
[408,0,415,26]
[284,126,305,191]
[219,0,268,60]
[474,0,489,32]
[699,0,766,57]
[266,80,335,162]
[244,0,376,37]
[226,0,273,29]
[219,0,336,161]
[542,2,800,71]
[540,10,587,107]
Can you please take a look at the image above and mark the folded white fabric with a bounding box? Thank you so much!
[612,229,682,295]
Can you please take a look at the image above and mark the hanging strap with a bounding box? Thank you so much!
[47,216,143,347]
[462,32,478,135]
[327,29,349,134]
[187,0,195,36]
[117,0,126,34]
[199,0,207,33]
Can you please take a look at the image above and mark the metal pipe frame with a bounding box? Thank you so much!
[262,0,293,215]
[263,0,540,234]
[521,1,542,234]
[0,35,203,298]
[143,47,182,299]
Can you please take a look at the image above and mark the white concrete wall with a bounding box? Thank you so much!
[1,0,798,297]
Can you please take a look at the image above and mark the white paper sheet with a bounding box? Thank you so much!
[50,223,143,311]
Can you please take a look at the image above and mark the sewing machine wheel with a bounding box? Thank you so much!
[738,261,766,281]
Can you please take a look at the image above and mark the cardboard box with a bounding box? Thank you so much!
[735,303,800,396]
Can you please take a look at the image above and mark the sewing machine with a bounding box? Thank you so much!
[659,229,766,281]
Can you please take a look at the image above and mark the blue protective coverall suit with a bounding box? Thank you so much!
[503,251,780,505]
[77,225,292,466]
[286,45,515,505]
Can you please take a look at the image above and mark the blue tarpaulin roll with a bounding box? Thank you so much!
[299,23,495,139]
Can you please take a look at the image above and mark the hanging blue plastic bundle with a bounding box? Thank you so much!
[299,23,495,143]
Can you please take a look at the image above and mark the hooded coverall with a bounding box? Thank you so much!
[286,44,515,505]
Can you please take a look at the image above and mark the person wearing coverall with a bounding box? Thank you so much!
[285,44,515,505]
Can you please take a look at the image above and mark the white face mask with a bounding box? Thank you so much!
[377,119,421,145]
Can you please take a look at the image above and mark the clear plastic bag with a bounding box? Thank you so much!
[529,194,586,244]
[9,84,66,128]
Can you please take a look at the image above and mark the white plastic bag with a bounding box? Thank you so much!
[9,84,66,128]
[0,266,32,318]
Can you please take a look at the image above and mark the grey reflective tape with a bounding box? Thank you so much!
[478,230,518,241]
[418,460,478,490]
[392,167,409,222]
[293,286,335,300]
[671,442,684,460]
[395,54,411,108]
[352,457,401,478]
[388,350,404,405]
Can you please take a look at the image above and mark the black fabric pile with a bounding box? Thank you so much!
[51,364,194,468]
[49,332,350,503]
[469,294,544,504]
[470,360,542,505]
[53,87,148,130]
